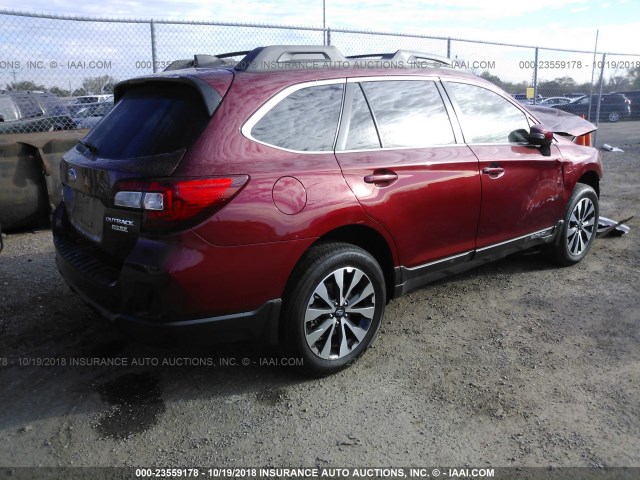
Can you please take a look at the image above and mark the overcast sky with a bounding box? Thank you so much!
[1,0,638,54]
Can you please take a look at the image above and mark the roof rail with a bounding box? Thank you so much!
[164,54,233,71]
[162,46,453,73]
[235,45,348,72]
[347,50,453,67]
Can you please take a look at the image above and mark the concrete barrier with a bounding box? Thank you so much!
[0,130,88,231]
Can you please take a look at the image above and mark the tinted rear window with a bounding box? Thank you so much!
[85,85,209,160]
[37,95,69,116]
[13,96,43,118]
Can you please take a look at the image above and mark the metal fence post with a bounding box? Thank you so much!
[532,47,539,104]
[150,19,157,73]
[447,38,451,59]
[593,52,606,145]
[327,27,331,46]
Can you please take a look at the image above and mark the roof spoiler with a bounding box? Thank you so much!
[113,76,222,116]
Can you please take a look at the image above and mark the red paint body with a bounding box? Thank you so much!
[53,62,603,342]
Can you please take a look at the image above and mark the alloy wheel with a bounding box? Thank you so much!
[304,266,376,360]
[567,197,596,256]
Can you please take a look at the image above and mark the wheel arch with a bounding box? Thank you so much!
[282,224,397,314]
[318,225,396,301]
[577,170,600,197]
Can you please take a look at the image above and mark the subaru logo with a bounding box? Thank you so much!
[67,168,77,183]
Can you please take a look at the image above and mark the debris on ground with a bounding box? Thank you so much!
[598,216,633,237]
[602,144,624,152]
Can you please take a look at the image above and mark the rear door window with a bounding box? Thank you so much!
[360,80,455,148]
[85,84,210,159]
[344,84,381,150]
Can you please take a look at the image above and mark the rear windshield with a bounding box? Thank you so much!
[37,95,69,116]
[0,97,18,122]
[85,84,209,160]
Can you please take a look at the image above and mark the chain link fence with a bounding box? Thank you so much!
[1,9,639,135]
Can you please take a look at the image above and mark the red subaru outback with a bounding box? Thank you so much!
[53,46,602,374]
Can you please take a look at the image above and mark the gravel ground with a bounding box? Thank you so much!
[0,147,638,470]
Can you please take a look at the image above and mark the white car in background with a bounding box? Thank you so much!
[539,97,572,106]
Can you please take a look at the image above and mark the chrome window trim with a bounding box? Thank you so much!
[404,251,472,272]
[475,226,556,252]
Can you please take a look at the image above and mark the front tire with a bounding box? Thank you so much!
[551,183,599,266]
[607,111,621,122]
[283,242,386,375]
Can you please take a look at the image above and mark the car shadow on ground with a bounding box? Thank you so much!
[0,247,574,440]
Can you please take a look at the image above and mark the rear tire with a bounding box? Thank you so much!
[282,242,386,375]
[551,183,599,266]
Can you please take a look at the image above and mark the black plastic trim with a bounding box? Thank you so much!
[113,76,223,116]
[235,45,348,72]
[393,224,561,296]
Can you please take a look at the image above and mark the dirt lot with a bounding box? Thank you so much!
[0,147,638,471]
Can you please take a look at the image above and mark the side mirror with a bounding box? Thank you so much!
[529,124,553,146]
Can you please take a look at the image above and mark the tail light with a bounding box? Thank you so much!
[113,176,248,231]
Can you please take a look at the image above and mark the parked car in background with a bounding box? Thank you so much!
[53,46,603,374]
[0,91,75,134]
[71,94,113,104]
[612,90,639,119]
[552,94,631,122]
[539,97,571,106]
[512,93,543,105]
[67,94,113,115]
[72,101,114,129]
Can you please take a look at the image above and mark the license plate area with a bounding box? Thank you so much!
[74,192,95,228]
[65,186,105,243]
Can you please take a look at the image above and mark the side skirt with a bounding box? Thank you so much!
[392,223,562,298]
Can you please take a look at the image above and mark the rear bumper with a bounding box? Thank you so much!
[53,204,282,344]
[55,246,282,344]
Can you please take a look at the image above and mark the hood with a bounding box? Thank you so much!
[527,105,597,137]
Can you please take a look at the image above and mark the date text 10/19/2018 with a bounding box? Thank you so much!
[134,467,496,478]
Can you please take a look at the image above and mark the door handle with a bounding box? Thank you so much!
[482,166,505,177]
[364,172,398,185]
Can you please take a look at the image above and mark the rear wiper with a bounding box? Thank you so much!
[78,139,98,154]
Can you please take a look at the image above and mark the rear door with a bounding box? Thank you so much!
[443,81,564,250]
[335,78,481,269]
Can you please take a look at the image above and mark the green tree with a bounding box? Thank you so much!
[5,80,47,92]
[49,86,71,98]
[81,75,117,95]
[627,66,640,88]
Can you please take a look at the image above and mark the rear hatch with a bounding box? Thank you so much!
[60,71,233,258]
